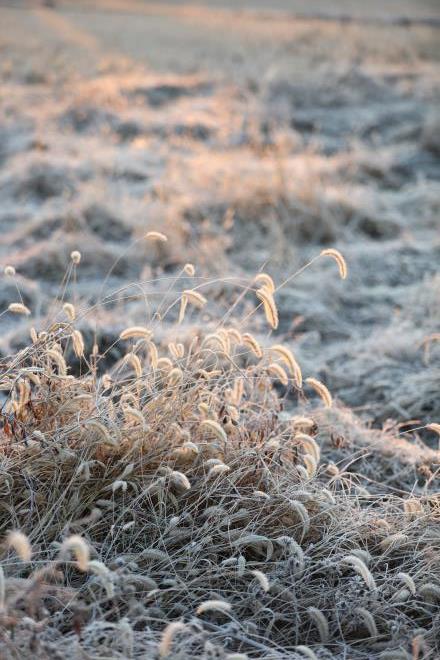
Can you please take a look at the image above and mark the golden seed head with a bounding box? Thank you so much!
[145,231,168,242]
[6,530,32,562]
[8,302,31,316]
[320,248,348,279]
[63,302,76,321]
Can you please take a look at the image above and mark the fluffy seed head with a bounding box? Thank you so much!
[63,303,76,321]
[8,303,31,316]
[267,363,289,386]
[72,330,85,358]
[208,463,231,478]
[256,286,279,330]
[120,326,152,341]
[85,419,117,446]
[60,535,90,571]
[159,621,186,657]
[254,272,275,293]
[307,607,329,643]
[305,377,332,408]
[297,433,320,462]
[4,266,15,277]
[170,471,191,491]
[70,250,81,265]
[355,608,377,639]
[124,352,143,379]
[183,289,207,308]
[6,530,32,561]
[145,231,168,242]
[251,569,270,592]
[196,599,232,615]
[342,555,376,590]
[46,349,67,376]
[201,419,228,443]
[184,263,195,276]
[242,332,263,358]
[320,248,347,279]
[270,344,302,387]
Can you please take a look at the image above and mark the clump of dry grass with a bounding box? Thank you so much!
[0,247,439,660]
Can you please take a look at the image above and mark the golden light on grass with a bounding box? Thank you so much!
[320,248,348,279]
[305,377,333,407]
[120,326,152,340]
[256,285,279,329]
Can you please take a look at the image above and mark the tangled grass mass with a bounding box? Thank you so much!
[0,245,439,660]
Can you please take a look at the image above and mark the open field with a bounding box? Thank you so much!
[0,1,439,658]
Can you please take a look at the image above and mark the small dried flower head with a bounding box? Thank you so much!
[342,555,376,590]
[256,286,279,330]
[145,231,167,242]
[8,303,31,316]
[63,302,76,321]
[184,263,195,276]
[85,419,117,447]
[70,250,81,265]
[254,272,275,293]
[6,530,32,561]
[242,332,263,359]
[305,377,332,408]
[72,330,85,358]
[183,289,207,308]
[320,248,347,279]
[201,419,228,443]
[307,607,329,644]
[4,266,15,277]
[170,471,191,491]
[251,569,270,592]
[60,535,90,571]
[267,363,289,386]
[270,344,302,388]
[120,326,152,341]
[159,621,186,658]
[196,599,232,615]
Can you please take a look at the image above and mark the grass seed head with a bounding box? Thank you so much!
[320,248,348,279]
[8,302,31,316]
[196,599,232,615]
[305,377,333,408]
[60,535,90,571]
[6,530,32,561]
[145,231,168,242]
